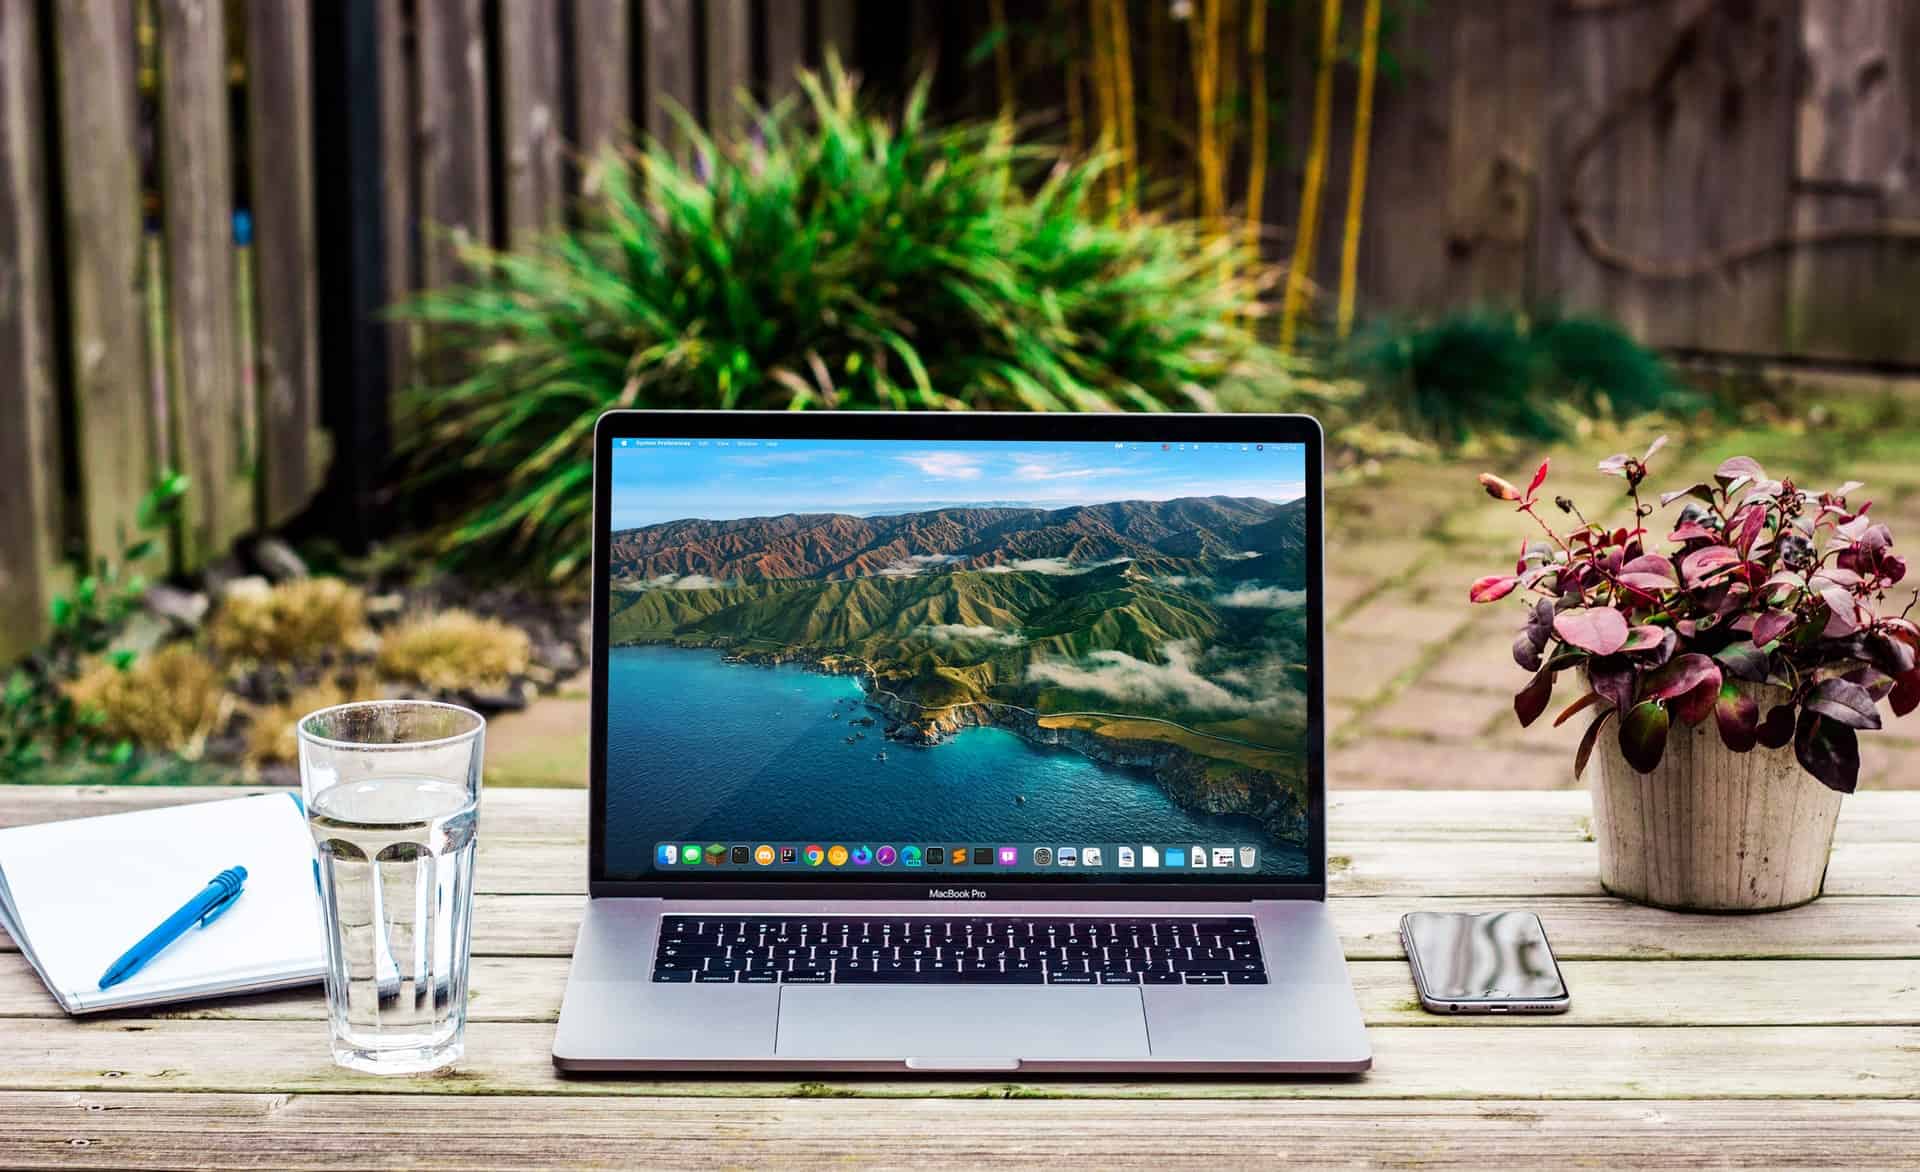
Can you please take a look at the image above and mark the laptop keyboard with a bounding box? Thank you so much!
[652,915,1266,986]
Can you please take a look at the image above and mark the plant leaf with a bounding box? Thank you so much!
[1680,544,1741,585]
[1715,682,1760,752]
[1470,575,1520,603]
[1804,678,1882,730]
[1553,607,1630,656]
[1479,473,1521,502]
[1751,609,1796,646]
[1514,668,1555,729]
[1659,483,1715,508]
[1642,435,1668,463]
[1668,520,1719,543]
[1554,690,1605,728]
[1794,711,1860,793]
[1712,642,1770,682]
[1618,700,1670,773]
[1757,703,1797,749]
[1892,669,1920,718]
[1619,624,1669,654]
[1575,708,1615,780]
[1644,653,1721,703]
[1588,657,1638,713]
[1525,459,1550,501]
[1672,676,1721,726]
[1715,456,1766,488]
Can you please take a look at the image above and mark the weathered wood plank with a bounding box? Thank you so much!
[416,0,492,287]
[52,0,155,564]
[7,953,1915,1029]
[375,0,417,393]
[818,0,857,66]
[641,0,697,157]
[5,1093,1918,1170]
[704,0,754,136]
[702,0,752,141]
[8,786,1913,845]
[0,0,65,665]
[157,0,245,564]
[500,0,565,248]
[762,0,807,105]
[569,0,631,198]
[1787,0,1920,367]
[247,0,324,526]
[1,1018,1915,1099]
[17,889,1916,964]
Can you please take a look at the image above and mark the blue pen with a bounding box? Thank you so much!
[97,866,248,991]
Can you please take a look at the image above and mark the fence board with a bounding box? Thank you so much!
[641,0,696,157]
[376,0,416,395]
[762,0,807,105]
[0,0,63,663]
[157,0,245,564]
[501,0,565,248]
[1788,0,1920,367]
[248,0,324,526]
[51,0,154,566]
[819,0,856,65]
[704,0,752,141]
[569,0,631,197]
[417,0,492,287]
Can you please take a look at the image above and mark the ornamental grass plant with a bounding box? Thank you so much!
[398,62,1309,582]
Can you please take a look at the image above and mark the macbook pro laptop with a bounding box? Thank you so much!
[553,410,1369,1073]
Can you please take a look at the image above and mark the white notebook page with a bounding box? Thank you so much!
[0,793,325,1012]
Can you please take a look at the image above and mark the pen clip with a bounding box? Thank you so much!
[198,880,244,928]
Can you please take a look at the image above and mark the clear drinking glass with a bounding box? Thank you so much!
[297,701,484,1074]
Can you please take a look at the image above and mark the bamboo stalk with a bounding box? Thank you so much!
[1279,0,1342,352]
[1066,6,1086,156]
[1245,0,1269,261]
[1108,0,1138,203]
[1190,0,1223,227]
[989,0,1015,119]
[1088,0,1118,205]
[1336,0,1382,338]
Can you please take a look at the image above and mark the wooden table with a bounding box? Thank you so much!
[2,785,1916,1168]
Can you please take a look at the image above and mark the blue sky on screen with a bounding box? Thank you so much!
[610,438,1308,528]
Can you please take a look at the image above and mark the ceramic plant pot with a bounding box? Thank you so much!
[1588,712,1843,912]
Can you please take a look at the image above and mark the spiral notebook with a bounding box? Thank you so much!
[0,792,326,1014]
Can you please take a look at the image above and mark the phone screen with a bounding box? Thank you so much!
[1404,911,1567,1002]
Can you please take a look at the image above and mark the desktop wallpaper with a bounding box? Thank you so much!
[601,438,1314,878]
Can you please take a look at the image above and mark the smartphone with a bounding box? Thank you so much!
[1400,911,1570,1015]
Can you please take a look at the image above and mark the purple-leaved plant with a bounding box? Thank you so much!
[1470,438,1920,791]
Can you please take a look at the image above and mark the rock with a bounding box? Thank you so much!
[533,639,582,674]
[464,682,530,712]
[220,575,272,604]
[253,537,309,582]
[108,613,173,659]
[145,583,209,631]
[365,592,406,620]
[199,555,246,600]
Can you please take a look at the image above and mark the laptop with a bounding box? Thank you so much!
[553,410,1369,1074]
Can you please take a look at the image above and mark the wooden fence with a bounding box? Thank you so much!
[915,0,1920,368]
[0,0,854,665]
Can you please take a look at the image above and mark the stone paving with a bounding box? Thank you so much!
[487,412,1920,791]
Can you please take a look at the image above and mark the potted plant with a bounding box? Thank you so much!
[1470,439,1919,911]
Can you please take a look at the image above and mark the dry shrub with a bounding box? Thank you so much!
[376,610,531,692]
[244,674,381,766]
[67,645,225,753]
[209,578,367,661]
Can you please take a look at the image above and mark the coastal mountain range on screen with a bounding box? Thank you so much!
[607,496,1311,847]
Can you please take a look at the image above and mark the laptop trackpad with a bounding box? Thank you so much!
[775,986,1150,1061]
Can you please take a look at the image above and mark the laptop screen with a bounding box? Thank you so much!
[599,433,1314,881]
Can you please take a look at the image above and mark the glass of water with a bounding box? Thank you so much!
[297,701,484,1074]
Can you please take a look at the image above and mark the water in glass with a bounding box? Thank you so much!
[309,776,478,1072]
